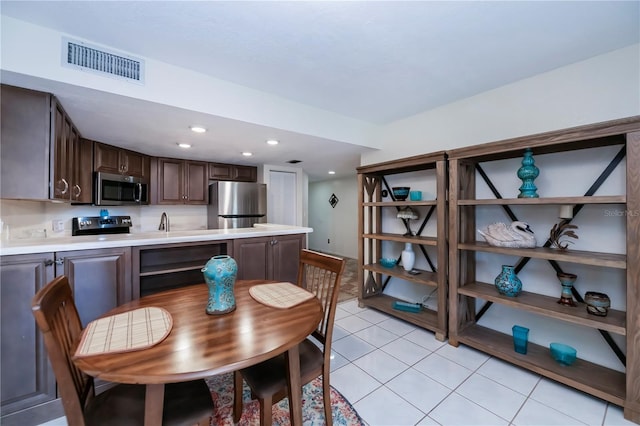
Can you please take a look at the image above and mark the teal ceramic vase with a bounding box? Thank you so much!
[202,255,237,315]
[517,148,539,198]
[495,265,522,297]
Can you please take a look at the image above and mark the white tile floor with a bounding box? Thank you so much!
[330,299,634,426]
[39,298,635,426]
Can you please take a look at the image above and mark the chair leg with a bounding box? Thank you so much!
[233,371,244,423]
[259,396,273,426]
[322,374,333,426]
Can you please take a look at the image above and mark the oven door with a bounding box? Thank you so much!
[95,172,149,205]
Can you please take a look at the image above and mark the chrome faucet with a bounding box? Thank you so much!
[158,212,170,232]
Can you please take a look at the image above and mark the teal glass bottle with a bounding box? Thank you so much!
[517,148,539,198]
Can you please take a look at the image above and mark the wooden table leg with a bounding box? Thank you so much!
[145,384,165,426]
[285,344,302,426]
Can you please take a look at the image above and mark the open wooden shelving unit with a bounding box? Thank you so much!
[447,116,640,422]
[357,152,448,341]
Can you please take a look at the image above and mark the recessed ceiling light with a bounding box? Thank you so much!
[177,143,191,149]
[266,139,279,145]
[242,152,253,156]
[328,170,336,175]
[190,126,206,133]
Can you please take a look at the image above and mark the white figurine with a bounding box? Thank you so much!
[478,221,536,248]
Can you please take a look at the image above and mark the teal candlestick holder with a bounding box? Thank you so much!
[517,148,539,198]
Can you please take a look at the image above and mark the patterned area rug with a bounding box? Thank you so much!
[206,372,364,425]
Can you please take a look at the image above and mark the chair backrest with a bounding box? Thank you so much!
[296,249,345,348]
[32,275,93,426]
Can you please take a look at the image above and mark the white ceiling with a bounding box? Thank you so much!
[1,1,639,181]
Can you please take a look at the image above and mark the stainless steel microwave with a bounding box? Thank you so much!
[94,172,149,206]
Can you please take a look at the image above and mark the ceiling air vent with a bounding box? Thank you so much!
[62,37,145,84]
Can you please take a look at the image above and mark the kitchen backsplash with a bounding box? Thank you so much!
[0,199,207,240]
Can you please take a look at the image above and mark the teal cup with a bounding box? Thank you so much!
[512,325,529,354]
[409,191,422,201]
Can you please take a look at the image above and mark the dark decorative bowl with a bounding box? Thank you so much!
[550,343,577,366]
[379,258,397,268]
[584,291,610,317]
[392,187,410,201]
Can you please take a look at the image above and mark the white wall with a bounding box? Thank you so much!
[363,45,639,372]
[308,177,358,258]
[363,44,640,164]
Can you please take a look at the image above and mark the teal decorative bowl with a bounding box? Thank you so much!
[379,258,397,268]
[550,343,577,366]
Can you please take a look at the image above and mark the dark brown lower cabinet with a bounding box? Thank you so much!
[234,234,305,283]
[0,253,57,425]
[0,247,131,425]
[56,247,133,325]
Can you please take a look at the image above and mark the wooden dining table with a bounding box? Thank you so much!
[73,280,323,426]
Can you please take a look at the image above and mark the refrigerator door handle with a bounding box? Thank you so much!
[219,214,266,218]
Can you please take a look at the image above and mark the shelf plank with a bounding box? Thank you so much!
[363,263,438,286]
[139,261,206,277]
[446,118,635,161]
[456,325,626,406]
[458,282,626,335]
[359,294,445,338]
[356,151,445,174]
[364,200,438,207]
[458,195,625,205]
[363,233,438,246]
[458,242,626,269]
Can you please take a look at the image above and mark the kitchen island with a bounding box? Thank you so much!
[0,224,311,426]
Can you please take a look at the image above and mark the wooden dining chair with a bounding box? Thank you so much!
[233,249,346,426]
[31,275,214,426]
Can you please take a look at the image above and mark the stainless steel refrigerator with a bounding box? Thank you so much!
[207,182,267,229]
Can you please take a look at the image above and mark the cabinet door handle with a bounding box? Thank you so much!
[73,184,81,198]
[134,183,142,203]
[55,258,64,266]
[57,178,69,195]
[44,259,54,267]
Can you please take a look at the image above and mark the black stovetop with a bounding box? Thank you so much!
[72,216,132,236]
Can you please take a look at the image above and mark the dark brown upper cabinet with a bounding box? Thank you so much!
[94,142,149,179]
[209,162,257,182]
[151,158,208,205]
[1,84,92,203]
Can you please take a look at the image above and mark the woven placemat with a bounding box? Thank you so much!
[249,282,315,309]
[74,307,173,358]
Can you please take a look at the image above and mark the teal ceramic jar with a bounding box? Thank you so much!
[494,265,522,297]
[202,255,238,315]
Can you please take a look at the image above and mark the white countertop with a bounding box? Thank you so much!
[0,224,313,256]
